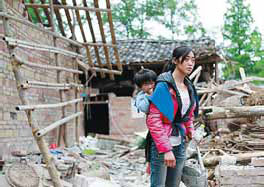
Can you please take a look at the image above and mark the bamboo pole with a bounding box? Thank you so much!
[4,37,84,58]
[0,1,62,186]
[72,0,87,42]
[0,12,82,47]
[29,0,43,24]
[36,112,82,138]
[61,0,75,39]
[16,98,82,111]
[76,59,122,75]
[83,42,116,47]
[25,3,111,12]
[48,0,67,148]
[26,80,83,88]
[40,0,52,27]
[106,0,122,72]
[73,59,80,144]
[83,0,105,78]
[94,0,114,80]
[53,4,66,37]
[21,84,70,90]
[12,53,83,74]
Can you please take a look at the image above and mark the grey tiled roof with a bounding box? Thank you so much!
[85,37,220,65]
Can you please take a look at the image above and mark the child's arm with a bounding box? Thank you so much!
[135,91,150,113]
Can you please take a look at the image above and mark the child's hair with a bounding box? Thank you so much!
[134,68,157,88]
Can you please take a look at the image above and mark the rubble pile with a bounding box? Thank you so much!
[195,75,264,187]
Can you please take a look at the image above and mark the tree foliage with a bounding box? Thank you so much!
[109,0,205,39]
[222,0,264,79]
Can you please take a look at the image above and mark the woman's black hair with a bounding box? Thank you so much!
[162,46,194,72]
[134,68,157,88]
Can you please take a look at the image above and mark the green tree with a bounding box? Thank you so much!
[109,0,205,39]
[222,0,264,79]
[153,0,205,39]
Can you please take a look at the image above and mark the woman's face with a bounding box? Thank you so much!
[175,51,195,75]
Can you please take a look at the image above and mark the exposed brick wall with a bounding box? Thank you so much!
[0,1,84,154]
[109,95,147,136]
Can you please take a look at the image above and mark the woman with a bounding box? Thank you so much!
[146,46,199,187]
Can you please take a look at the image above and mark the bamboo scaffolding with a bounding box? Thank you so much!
[73,59,79,144]
[53,4,66,37]
[12,53,83,74]
[0,12,82,47]
[48,0,67,148]
[40,0,52,27]
[36,112,82,138]
[24,3,111,12]
[72,0,87,42]
[30,0,43,24]
[26,80,83,88]
[94,0,114,80]
[16,98,82,111]
[83,0,105,78]
[83,42,116,47]
[106,0,122,71]
[4,37,84,58]
[76,59,121,75]
[0,0,62,186]
[21,84,70,90]
[61,0,75,39]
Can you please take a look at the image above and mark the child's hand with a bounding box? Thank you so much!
[146,162,150,174]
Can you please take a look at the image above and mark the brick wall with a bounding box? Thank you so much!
[0,1,84,154]
[109,95,147,136]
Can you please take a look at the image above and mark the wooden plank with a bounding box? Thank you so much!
[72,0,87,42]
[0,12,82,47]
[30,0,43,24]
[105,0,122,71]
[40,0,52,27]
[83,0,105,78]
[61,0,75,39]
[94,0,114,80]
[25,3,111,12]
[53,3,66,36]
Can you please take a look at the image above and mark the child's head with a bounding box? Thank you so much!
[134,68,157,95]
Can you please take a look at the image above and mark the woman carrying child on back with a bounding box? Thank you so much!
[146,46,199,187]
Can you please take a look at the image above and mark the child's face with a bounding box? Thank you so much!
[141,81,155,95]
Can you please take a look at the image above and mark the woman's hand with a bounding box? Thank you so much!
[164,151,176,168]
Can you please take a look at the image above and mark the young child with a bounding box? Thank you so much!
[134,68,157,174]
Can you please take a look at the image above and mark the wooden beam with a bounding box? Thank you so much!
[30,0,43,24]
[83,42,116,47]
[72,0,87,42]
[0,12,82,47]
[83,0,105,78]
[76,59,122,75]
[24,3,111,12]
[40,0,52,27]
[61,0,75,39]
[106,0,122,72]
[94,0,114,80]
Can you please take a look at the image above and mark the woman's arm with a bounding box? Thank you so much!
[146,103,172,153]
